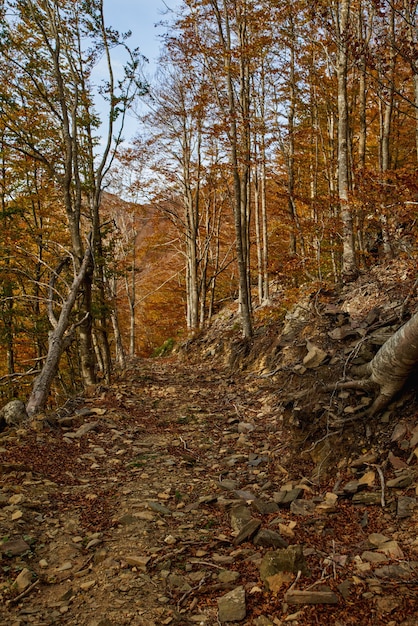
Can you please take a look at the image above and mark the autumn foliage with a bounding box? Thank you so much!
[1,0,418,410]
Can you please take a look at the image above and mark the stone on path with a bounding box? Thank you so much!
[217,586,246,622]
[253,529,288,549]
[233,518,261,545]
[1,537,30,556]
[260,545,309,589]
[14,567,33,592]
[285,589,339,605]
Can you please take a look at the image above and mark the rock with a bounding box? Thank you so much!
[54,563,73,576]
[303,343,328,368]
[260,545,309,587]
[237,422,255,433]
[368,533,390,548]
[233,518,261,545]
[361,551,387,564]
[219,479,238,491]
[387,472,413,489]
[277,522,296,539]
[217,586,246,623]
[218,570,240,584]
[285,589,339,605]
[0,400,27,427]
[234,490,257,501]
[251,499,280,514]
[376,595,402,614]
[350,452,378,468]
[290,499,315,516]
[1,537,31,557]
[328,326,358,340]
[253,529,288,549]
[273,488,303,506]
[248,455,269,467]
[358,470,375,487]
[14,567,33,592]
[377,540,404,559]
[352,492,382,505]
[86,538,102,550]
[67,421,99,438]
[167,573,192,592]
[397,496,417,518]
[391,423,408,443]
[337,579,353,599]
[125,555,150,570]
[315,492,338,513]
[230,505,252,532]
[374,563,416,579]
[342,480,360,494]
[148,501,171,515]
[79,580,96,590]
[388,451,408,470]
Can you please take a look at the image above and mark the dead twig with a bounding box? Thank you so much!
[177,574,208,610]
[7,579,39,605]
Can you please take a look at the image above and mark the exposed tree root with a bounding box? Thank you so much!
[325,378,390,420]
[326,310,418,422]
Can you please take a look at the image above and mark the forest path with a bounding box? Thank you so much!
[0,356,417,625]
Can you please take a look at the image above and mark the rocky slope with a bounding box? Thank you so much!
[0,261,417,625]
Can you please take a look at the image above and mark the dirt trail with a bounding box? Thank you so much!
[0,356,417,625]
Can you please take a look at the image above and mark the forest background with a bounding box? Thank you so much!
[1,0,418,415]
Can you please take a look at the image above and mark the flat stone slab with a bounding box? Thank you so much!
[217,586,246,623]
[233,518,261,545]
[285,590,339,605]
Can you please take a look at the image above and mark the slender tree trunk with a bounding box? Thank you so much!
[286,13,298,258]
[111,308,126,369]
[336,0,358,281]
[378,5,395,260]
[210,0,253,338]
[26,244,92,417]
[254,163,263,305]
[127,237,137,358]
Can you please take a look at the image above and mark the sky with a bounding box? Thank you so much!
[95,0,181,143]
[104,0,179,77]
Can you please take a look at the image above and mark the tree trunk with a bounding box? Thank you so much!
[26,245,92,417]
[336,0,358,282]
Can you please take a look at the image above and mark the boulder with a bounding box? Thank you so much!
[0,399,27,428]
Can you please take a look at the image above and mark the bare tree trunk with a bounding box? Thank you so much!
[378,5,395,260]
[210,0,253,338]
[336,0,358,282]
[111,311,126,369]
[26,244,92,417]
